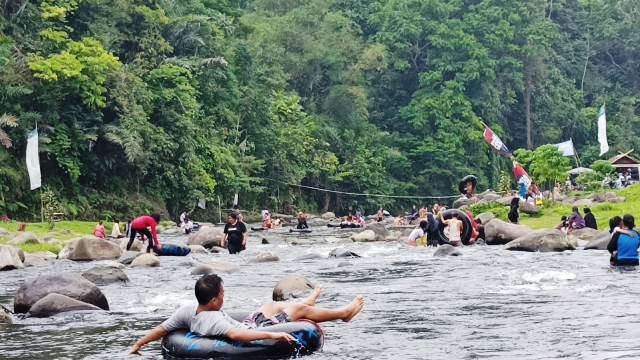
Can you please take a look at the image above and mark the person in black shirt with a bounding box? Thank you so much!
[221,213,247,254]
[583,208,597,230]
[296,212,309,229]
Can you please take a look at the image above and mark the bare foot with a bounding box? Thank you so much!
[303,287,322,306]
[342,295,365,322]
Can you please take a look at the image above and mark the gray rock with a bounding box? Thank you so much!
[294,253,324,261]
[475,212,496,225]
[453,197,479,209]
[484,219,532,245]
[321,212,336,220]
[0,307,11,324]
[0,227,9,238]
[29,293,102,317]
[32,251,57,261]
[120,238,142,252]
[519,201,540,215]
[481,194,501,202]
[118,251,143,265]
[272,275,315,301]
[14,273,109,313]
[191,262,239,275]
[23,254,49,267]
[573,198,594,207]
[188,226,224,249]
[188,245,209,254]
[366,223,389,241]
[9,232,39,245]
[433,244,463,257]
[82,266,129,285]
[252,252,280,263]
[351,230,377,242]
[130,253,160,267]
[584,232,613,250]
[0,245,24,271]
[329,248,361,258]
[505,229,575,252]
[62,236,122,261]
[569,228,606,242]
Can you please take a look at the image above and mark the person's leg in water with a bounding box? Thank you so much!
[140,228,155,253]
[126,229,139,251]
[302,287,322,306]
[256,295,364,324]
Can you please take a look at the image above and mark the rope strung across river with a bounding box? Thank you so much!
[264,178,462,199]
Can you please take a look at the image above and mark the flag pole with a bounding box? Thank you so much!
[571,138,581,167]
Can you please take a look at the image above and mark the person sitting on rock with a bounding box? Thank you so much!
[567,206,586,232]
[607,214,639,267]
[555,216,570,234]
[129,274,365,355]
[376,208,385,222]
[584,208,597,230]
[127,214,162,253]
[296,212,309,230]
[93,220,106,239]
[340,214,358,228]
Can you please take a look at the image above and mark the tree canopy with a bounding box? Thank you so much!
[1,0,639,220]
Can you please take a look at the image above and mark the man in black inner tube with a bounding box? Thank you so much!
[129,274,365,354]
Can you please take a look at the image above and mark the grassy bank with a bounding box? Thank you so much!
[0,221,96,254]
[475,184,640,230]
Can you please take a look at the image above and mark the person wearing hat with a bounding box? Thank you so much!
[458,175,477,199]
[296,212,309,230]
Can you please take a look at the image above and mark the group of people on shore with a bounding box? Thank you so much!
[553,207,598,233]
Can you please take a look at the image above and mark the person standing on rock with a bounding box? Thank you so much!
[127,214,161,253]
[584,208,597,230]
[222,213,247,254]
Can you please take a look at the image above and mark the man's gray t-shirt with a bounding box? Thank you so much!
[161,304,249,337]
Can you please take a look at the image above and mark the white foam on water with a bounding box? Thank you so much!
[521,270,576,283]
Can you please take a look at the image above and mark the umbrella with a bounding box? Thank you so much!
[458,175,478,195]
[568,167,594,176]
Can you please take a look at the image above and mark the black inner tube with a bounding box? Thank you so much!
[438,209,473,245]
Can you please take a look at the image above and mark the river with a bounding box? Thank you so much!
[1,227,640,359]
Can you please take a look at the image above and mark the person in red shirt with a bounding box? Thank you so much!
[127,214,161,253]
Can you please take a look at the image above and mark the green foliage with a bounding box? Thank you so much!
[1,0,640,220]
[592,160,615,177]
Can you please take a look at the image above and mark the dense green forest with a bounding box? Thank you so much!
[1,0,639,220]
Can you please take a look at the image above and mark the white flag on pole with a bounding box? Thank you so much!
[26,128,41,190]
[598,104,609,156]
[198,198,206,209]
[556,139,576,157]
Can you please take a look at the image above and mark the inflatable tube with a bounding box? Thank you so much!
[327,223,362,229]
[251,227,268,231]
[158,244,191,256]
[162,318,323,359]
[438,209,473,245]
[290,228,313,233]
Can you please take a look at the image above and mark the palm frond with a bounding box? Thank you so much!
[0,113,18,127]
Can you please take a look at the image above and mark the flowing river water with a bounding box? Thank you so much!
[2,227,640,359]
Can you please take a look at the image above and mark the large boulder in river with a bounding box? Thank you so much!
[584,232,613,250]
[9,232,39,245]
[0,307,11,324]
[120,238,142,252]
[351,230,376,242]
[14,273,109,313]
[321,212,336,220]
[188,245,209,254]
[272,275,315,301]
[519,201,540,215]
[82,266,129,285]
[252,252,280,263]
[453,197,479,209]
[131,253,160,267]
[484,219,531,245]
[118,251,143,265]
[569,228,605,242]
[434,244,462,257]
[23,253,50,267]
[0,245,24,271]
[191,262,239,275]
[366,223,389,241]
[62,236,122,261]
[29,293,102,317]
[188,226,224,248]
[505,229,575,252]
[329,248,360,258]
[475,212,496,225]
